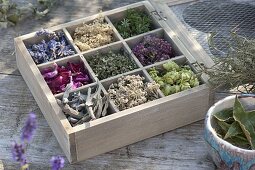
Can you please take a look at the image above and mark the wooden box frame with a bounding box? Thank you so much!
[14,1,214,163]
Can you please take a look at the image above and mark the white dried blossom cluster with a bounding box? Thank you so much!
[73,16,114,51]
[108,75,160,111]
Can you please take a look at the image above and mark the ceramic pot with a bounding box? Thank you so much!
[204,95,255,170]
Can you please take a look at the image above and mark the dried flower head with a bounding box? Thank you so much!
[108,75,159,111]
[73,16,114,51]
[11,142,26,166]
[28,29,75,64]
[50,156,65,170]
[132,35,174,66]
[21,112,37,143]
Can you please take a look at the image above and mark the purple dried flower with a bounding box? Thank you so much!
[28,31,75,64]
[21,112,37,143]
[50,156,65,170]
[132,35,174,66]
[11,141,26,166]
[36,29,56,37]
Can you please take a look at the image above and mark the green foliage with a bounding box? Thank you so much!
[148,61,199,96]
[213,96,255,149]
[87,51,138,80]
[203,32,255,93]
[115,9,153,39]
[0,0,58,28]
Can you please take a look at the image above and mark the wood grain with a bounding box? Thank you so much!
[0,0,219,169]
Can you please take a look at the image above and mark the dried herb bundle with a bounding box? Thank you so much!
[132,35,174,66]
[213,96,255,150]
[57,83,109,127]
[203,32,255,93]
[87,51,138,80]
[108,75,159,111]
[0,0,59,28]
[149,61,199,96]
[73,16,114,51]
[115,9,153,39]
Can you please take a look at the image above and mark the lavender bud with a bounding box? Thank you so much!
[21,112,37,143]
[50,156,65,170]
[11,141,26,166]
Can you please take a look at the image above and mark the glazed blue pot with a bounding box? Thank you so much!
[204,95,255,170]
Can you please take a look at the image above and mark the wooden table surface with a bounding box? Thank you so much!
[0,0,216,169]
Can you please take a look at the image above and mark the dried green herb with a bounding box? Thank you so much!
[203,32,255,93]
[57,82,109,127]
[87,51,138,80]
[148,61,199,96]
[213,96,255,149]
[0,0,59,28]
[115,9,153,39]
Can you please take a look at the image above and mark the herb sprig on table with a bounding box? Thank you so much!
[115,9,153,39]
[11,112,65,170]
[213,96,255,150]
[203,32,255,93]
[87,51,138,80]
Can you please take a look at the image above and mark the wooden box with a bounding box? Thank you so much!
[14,0,214,163]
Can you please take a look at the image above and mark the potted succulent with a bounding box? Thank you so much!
[204,95,255,170]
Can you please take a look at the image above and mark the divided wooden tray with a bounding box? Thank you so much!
[14,0,214,163]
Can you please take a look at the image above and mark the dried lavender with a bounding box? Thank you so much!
[11,142,27,167]
[57,82,109,126]
[11,112,65,170]
[132,35,174,66]
[21,112,37,143]
[87,51,138,80]
[108,75,159,111]
[50,156,65,170]
[73,16,114,51]
[27,29,75,64]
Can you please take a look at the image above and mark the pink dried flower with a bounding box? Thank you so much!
[41,62,92,94]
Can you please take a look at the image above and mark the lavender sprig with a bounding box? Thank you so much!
[28,29,75,64]
[50,156,65,170]
[21,112,37,143]
[11,142,27,166]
